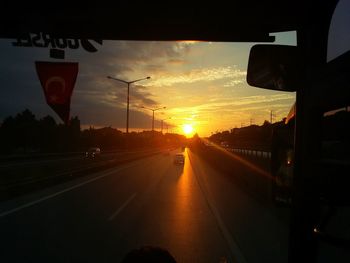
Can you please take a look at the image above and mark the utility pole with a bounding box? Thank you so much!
[270,110,274,124]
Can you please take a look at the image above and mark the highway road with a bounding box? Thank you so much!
[0,148,291,263]
[0,149,159,169]
[0,149,163,200]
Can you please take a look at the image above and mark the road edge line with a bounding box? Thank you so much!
[188,151,248,263]
[0,163,138,218]
[108,193,137,221]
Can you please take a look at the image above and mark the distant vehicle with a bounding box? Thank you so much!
[85,147,101,159]
[220,141,229,148]
[204,141,214,147]
[173,153,185,165]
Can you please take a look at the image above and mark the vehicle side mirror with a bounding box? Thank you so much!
[247,45,299,92]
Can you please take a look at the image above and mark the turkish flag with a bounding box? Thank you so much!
[35,62,78,124]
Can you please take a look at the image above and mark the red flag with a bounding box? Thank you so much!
[35,61,78,124]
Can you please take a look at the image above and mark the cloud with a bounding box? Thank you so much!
[69,41,192,115]
[169,94,294,113]
[223,79,245,87]
[146,66,246,87]
[0,38,296,135]
[0,40,191,128]
[127,85,158,107]
[167,58,187,65]
[165,93,295,131]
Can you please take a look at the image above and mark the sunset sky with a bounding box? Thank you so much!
[0,32,296,137]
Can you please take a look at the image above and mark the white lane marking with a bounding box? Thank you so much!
[107,193,137,221]
[0,164,137,218]
[188,152,248,263]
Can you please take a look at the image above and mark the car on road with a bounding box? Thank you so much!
[173,153,185,165]
[85,147,101,159]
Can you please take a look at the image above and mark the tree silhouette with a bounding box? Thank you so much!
[208,119,286,150]
[39,115,57,152]
[0,109,189,155]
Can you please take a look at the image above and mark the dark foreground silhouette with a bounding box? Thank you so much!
[121,246,177,263]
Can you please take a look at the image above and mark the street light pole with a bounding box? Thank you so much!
[161,117,171,133]
[140,106,166,131]
[107,76,150,134]
[126,82,130,134]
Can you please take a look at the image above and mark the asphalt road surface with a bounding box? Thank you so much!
[0,148,291,263]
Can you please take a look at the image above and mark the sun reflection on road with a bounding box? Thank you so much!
[169,148,198,251]
[175,148,191,222]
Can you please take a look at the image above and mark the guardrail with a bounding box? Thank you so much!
[230,148,271,159]
[191,142,272,202]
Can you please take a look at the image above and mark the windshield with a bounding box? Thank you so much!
[0,29,343,263]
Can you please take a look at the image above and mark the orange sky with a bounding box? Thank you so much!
[101,32,296,136]
[0,32,296,137]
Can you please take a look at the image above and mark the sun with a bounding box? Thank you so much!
[182,124,194,136]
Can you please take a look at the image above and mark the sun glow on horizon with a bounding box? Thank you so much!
[182,124,195,137]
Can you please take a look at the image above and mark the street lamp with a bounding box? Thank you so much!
[140,106,166,131]
[161,117,172,133]
[107,75,150,133]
